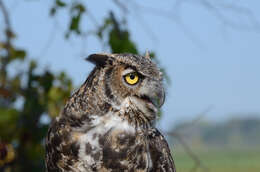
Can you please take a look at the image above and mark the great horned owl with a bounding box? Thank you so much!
[45,53,176,172]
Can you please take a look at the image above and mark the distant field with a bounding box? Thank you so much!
[172,147,260,172]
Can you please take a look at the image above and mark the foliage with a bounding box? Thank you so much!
[0,1,153,171]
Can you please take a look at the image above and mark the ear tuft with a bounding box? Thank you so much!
[145,50,150,59]
[86,53,109,67]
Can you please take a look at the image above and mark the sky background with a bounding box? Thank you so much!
[2,0,260,130]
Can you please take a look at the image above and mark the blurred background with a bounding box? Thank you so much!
[0,0,260,172]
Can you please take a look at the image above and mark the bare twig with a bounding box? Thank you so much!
[126,1,158,44]
[174,105,213,132]
[86,7,100,28]
[126,0,205,48]
[112,0,129,14]
[163,106,213,172]
[0,0,11,56]
[80,30,96,57]
[125,0,260,47]
[173,0,260,32]
[167,131,209,172]
[38,22,58,58]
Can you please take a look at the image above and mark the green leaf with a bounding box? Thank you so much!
[109,29,138,54]
[10,75,21,91]
[0,108,19,141]
[55,0,66,7]
[13,49,26,60]
[50,7,56,16]
[29,60,37,71]
[74,4,85,13]
[39,71,54,92]
[69,14,81,34]
[65,3,86,38]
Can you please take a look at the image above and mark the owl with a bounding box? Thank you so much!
[45,53,176,172]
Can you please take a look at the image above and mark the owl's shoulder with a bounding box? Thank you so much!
[148,128,176,172]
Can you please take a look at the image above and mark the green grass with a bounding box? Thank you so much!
[172,147,260,172]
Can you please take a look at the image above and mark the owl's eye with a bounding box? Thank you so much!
[124,72,139,85]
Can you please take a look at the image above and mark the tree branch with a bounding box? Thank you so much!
[112,0,129,14]
[163,106,213,172]
[0,0,13,87]
[174,105,213,132]
[124,0,260,47]
[0,0,12,57]
[167,131,209,172]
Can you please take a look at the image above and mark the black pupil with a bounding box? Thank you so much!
[129,74,135,80]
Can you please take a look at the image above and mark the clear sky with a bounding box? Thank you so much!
[3,0,260,130]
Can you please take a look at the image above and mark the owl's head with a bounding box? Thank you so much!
[86,53,165,120]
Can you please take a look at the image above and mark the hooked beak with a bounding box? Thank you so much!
[140,87,165,108]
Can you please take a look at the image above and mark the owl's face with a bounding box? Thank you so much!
[87,53,165,118]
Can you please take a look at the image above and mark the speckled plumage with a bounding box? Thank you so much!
[45,53,176,172]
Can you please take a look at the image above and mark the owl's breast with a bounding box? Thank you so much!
[73,112,152,171]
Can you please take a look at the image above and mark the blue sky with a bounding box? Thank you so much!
[3,0,260,130]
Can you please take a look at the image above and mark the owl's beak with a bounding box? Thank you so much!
[151,87,165,108]
[140,87,165,109]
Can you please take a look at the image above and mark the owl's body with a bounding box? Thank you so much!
[45,53,176,172]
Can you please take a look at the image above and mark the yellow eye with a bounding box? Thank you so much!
[124,73,139,85]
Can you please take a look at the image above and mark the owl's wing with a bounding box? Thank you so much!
[148,128,176,172]
[45,119,79,172]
